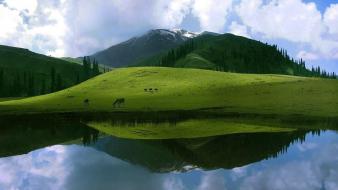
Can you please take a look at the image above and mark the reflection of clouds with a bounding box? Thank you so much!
[231,166,248,180]
[163,177,186,190]
[197,171,227,190]
[0,145,187,190]
[239,141,338,190]
[62,145,165,190]
[297,142,318,152]
[0,145,67,190]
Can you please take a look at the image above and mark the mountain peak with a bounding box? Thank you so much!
[146,29,199,41]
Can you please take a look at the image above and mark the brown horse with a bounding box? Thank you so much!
[83,99,90,106]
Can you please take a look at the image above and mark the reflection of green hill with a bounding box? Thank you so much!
[93,131,309,172]
[167,131,308,169]
[0,119,88,157]
[93,138,188,172]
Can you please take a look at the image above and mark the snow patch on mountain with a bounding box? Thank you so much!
[146,29,199,41]
[171,29,199,38]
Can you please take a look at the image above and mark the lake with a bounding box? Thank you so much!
[0,121,337,190]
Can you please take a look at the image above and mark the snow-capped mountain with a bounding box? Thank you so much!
[90,29,200,67]
[155,29,199,39]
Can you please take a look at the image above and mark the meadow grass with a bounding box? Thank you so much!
[87,118,294,139]
[0,67,337,118]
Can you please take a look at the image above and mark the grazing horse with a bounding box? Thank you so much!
[83,99,90,106]
[113,98,125,108]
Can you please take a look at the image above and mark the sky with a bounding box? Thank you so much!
[0,0,337,72]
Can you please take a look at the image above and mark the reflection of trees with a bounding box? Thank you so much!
[94,130,316,172]
[0,119,87,157]
[82,127,99,146]
[163,130,310,170]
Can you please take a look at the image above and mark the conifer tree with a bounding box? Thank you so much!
[56,74,62,91]
[40,78,46,95]
[0,68,3,95]
[28,74,35,96]
[50,67,56,92]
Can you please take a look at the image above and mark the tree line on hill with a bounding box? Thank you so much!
[0,57,110,97]
[158,38,336,79]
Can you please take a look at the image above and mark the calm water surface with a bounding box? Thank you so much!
[0,124,337,190]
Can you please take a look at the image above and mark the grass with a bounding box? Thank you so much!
[1,67,337,118]
[0,97,24,102]
[87,119,294,139]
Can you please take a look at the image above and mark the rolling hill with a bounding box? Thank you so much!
[90,29,198,67]
[1,67,337,119]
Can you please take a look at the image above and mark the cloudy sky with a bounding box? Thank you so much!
[0,0,337,72]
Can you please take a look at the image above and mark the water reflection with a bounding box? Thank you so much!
[0,121,337,190]
[0,131,337,190]
[0,120,87,157]
[91,131,311,171]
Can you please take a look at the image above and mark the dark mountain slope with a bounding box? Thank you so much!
[90,29,197,67]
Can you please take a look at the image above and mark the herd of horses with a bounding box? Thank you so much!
[83,98,125,108]
[82,88,159,108]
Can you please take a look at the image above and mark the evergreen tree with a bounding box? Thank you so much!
[50,67,56,92]
[76,73,80,84]
[40,78,46,95]
[0,68,4,95]
[28,74,35,96]
[83,56,92,79]
[56,74,62,91]
[92,59,100,76]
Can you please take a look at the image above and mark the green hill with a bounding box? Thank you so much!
[136,34,336,79]
[0,45,85,97]
[1,67,337,119]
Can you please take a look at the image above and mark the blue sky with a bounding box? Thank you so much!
[0,0,337,72]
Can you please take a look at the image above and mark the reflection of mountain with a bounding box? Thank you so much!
[93,131,309,172]
[0,119,91,157]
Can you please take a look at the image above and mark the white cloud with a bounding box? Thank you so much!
[192,0,233,32]
[4,0,38,14]
[324,4,338,35]
[297,51,319,61]
[236,0,323,43]
[229,21,250,37]
[197,171,227,190]
[235,0,338,61]
[0,0,67,57]
[0,4,22,39]
[155,0,193,28]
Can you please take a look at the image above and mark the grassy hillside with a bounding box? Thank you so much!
[0,45,84,97]
[1,67,337,119]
